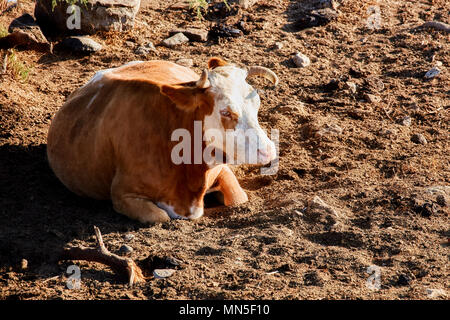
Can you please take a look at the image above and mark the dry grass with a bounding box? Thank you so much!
[0,0,7,12]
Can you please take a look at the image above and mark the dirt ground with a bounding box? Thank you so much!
[0,0,449,300]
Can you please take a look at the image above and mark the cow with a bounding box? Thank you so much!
[47,57,279,223]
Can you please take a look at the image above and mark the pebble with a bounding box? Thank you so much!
[124,233,135,241]
[20,259,28,270]
[399,116,412,127]
[169,28,208,42]
[345,81,357,94]
[411,133,427,144]
[424,67,441,79]
[161,32,189,48]
[292,52,310,68]
[176,58,194,68]
[118,244,133,255]
[135,42,156,55]
[153,268,176,279]
[365,93,381,103]
[274,42,283,50]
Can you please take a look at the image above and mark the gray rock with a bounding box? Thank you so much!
[169,28,208,42]
[292,52,310,67]
[274,42,283,50]
[118,244,133,255]
[35,0,141,35]
[0,14,49,51]
[162,32,189,48]
[176,58,194,68]
[135,42,156,55]
[153,268,176,279]
[411,133,427,145]
[399,116,412,126]
[59,36,102,53]
[424,67,441,79]
[345,81,357,94]
[124,233,135,241]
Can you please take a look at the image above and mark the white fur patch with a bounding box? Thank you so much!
[188,205,204,220]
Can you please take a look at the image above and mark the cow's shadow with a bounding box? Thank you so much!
[0,143,145,274]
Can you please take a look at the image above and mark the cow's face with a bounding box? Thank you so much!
[203,58,278,165]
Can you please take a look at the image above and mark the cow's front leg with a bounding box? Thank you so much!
[208,166,248,206]
[111,177,170,224]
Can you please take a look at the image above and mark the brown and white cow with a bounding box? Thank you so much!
[47,58,278,223]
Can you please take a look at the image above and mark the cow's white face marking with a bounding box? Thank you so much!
[204,66,276,165]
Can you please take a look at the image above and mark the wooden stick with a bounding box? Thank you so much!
[60,226,145,286]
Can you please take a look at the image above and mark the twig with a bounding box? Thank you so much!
[60,226,145,286]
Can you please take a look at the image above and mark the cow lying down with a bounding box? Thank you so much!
[47,57,279,223]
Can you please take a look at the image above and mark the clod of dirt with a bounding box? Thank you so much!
[305,196,341,225]
[303,270,324,287]
[365,93,381,104]
[413,201,438,217]
[396,274,412,286]
[135,42,156,55]
[398,116,412,127]
[345,81,357,94]
[139,255,184,277]
[411,133,428,145]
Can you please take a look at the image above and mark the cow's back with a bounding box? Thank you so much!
[47,61,199,199]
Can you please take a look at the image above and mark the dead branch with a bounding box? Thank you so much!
[60,226,145,286]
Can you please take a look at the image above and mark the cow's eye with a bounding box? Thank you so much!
[220,109,232,118]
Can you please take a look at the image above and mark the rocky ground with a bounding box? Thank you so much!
[0,0,448,300]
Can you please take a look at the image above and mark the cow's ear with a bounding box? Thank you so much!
[208,57,228,69]
[160,84,208,112]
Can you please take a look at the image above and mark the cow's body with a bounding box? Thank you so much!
[47,58,278,223]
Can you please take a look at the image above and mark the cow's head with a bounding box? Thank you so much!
[161,57,278,165]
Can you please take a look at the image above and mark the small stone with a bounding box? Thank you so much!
[176,58,194,68]
[426,288,447,298]
[274,42,283,50]
[238,0,260,9]
[424,67,441,79]
[20,259,28,270]
[346,81,357,94]
[118,244,133,255]
[161,32,189,48]
[153,268,176,279]
[135,42,156,55]
[399,116,412,127]
[365,93,381,103]
[124,233,135,241]
[59,36,102,53]
[292,52,310,68]
[169,28,208,42]
[411,133,427,145]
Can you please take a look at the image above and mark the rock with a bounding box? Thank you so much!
[274,42,283,50]
[292,52,310,68]
[399,116,412,127]
[411,133,427,145]
[365,93,381,103]
[176,58,194,68]
[124,233,135,241]
[426,288,447,298]
[20,259,28,270]
[0,14,49,51]
[424,67,441,79]
[135,42,156,55]
[209,24,243,39]
[345,81,357,94]
[169,28,208,42]
[153,268,176,279]
[35,0,141,35]
[161,32,189,48]
[59,36,102,53]
[293,8,339,30]
[238,0,259,9]
[118,244,133,255]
